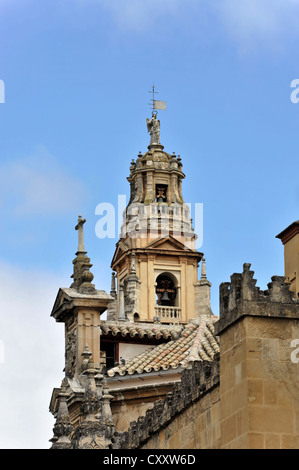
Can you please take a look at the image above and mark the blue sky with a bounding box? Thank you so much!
[0,0,299,448]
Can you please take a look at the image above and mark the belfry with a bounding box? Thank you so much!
[108,110,207,324]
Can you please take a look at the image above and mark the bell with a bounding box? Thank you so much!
[161,290,170,302]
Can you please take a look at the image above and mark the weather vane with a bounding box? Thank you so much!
[148,85,167,115]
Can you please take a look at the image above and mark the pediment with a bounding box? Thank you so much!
[145,236,193,252]
[111,240,130,267]
[51,288,71,317]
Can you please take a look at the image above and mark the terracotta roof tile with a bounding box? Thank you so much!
[100,320,182,341]
[107,315,219,377]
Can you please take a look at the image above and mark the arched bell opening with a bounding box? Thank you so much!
[155,273,178,307]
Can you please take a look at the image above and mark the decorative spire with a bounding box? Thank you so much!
[101,379,114,424]
[80,368,100,420]
[70,215,96,294]
[201,258,207,280]
[118,283,126,321]
[110,272,116,298]
[50,378,73,449]
[194,257,213,317]
[73,370,115,449]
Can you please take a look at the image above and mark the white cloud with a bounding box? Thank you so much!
[0,261,66,448]
[212,0,299,52]
[61,0,299,58]
[95,0,299,51]
[78,0,196,32]
[3,0,299,51]
[0,146,86,216]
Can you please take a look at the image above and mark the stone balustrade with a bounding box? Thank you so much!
[154,305,181,321]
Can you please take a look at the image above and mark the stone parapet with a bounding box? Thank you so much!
[110,356,220,449]
[215,263,299,336]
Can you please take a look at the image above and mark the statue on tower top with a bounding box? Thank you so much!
[146,112,160,146]
[147,85,167,146]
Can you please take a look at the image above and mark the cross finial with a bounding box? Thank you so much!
[75,214,86,253]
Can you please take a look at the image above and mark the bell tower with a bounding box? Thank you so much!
[109,107,209,324]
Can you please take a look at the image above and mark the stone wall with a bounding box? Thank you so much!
[218,315,299,448]
[215,263,299,449]
[141,385,220,449]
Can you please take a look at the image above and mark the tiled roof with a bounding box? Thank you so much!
[107,315,219,377]
[100,320,183,341]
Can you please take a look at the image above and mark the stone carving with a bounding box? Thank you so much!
[111,357,219,449]
[65,330,76,377]
[124,254,141,321]
[74,423,106,449]
[70,215,96,294]
[50,378,73,449]
[146,112,160,146]
[81,343,93,372]
[72,368,115,449]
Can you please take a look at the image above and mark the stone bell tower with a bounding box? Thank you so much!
[108,111,209,324]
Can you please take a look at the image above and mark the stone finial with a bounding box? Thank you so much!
[124,256,141,321]
[102,379,114,424]
[110,272,116,297]
[72,369,104,449]
[73,371,115,449]
[95,373,104,402]
[194,258,213,317]
[80,368,100,420]
[201,258,207,280]
[50,378,73,449]
[70,215,96,294]
[118,283,126,321]
[107,272,117,320]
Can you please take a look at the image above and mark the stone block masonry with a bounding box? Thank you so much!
[215,263,299,449]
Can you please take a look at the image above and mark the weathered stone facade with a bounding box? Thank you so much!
[215,263,299,449]
[110,358,220,449]
[50,262,299,449]
[49,112,299,449]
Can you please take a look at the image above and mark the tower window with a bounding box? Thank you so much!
[156,184,168,203]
